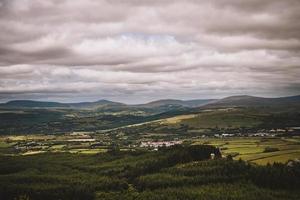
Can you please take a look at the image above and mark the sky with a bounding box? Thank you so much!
[0,0,300,103]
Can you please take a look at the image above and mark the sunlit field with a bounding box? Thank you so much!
[193,137,300,165]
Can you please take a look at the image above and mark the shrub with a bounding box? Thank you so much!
[263,147,279,153]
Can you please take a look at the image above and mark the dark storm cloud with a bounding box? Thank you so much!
[0,46,73,65]
[0,0,299,103]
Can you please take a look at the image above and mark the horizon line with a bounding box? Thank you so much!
[1,94,300,105]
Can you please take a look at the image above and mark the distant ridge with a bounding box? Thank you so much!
[0,98,217,109]
[1,99,124,109]
[68,100,125,109]
[1,95,300,109]
[4,100,68,108]
[140,99,216,108]
[204,95,300,108]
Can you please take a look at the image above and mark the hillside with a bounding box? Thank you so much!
[0,98,215,114]
[2,95,300,110]
[1,95,300,135]
[3,100,68,108]
[139,99,216,108]
[0,98,214,110]
[69,100,125,109]
[204,95,300,108]
[0,99,125,110]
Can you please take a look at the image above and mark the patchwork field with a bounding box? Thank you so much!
[1,132,300,166]
[193,137,300,165]
[0,133,112,156]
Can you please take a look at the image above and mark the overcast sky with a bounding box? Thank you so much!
[0,0,300,103]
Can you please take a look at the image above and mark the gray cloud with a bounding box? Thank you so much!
[0,0,299,103]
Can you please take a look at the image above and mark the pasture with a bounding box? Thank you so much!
[193,137,300,165]
[1,132,300,165]
[0,134,110,156]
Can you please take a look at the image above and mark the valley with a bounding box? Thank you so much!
[1,95,300,199]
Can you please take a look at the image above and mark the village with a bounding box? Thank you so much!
[0,126,299,155]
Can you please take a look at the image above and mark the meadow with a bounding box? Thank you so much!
[193,137,300,165]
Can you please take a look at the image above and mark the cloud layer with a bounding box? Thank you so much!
[0,0,300,103]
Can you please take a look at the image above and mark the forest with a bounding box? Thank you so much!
[1,144,300,200]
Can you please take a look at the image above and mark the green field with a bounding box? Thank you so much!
[2,133,300,165]
[193,137,300,165]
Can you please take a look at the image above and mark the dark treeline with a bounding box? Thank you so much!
[0,145,300,200]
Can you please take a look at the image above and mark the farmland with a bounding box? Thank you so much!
[1,106,300,165]
[193,137,300,165]
[1,132,300,166]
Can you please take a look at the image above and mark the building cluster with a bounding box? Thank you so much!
[210,127,300,138]
[140,140,182,150]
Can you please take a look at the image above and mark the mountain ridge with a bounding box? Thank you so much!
[204,95,300,108]
[1,94,300,109]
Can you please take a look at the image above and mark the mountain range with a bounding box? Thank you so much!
[1,95,300,110]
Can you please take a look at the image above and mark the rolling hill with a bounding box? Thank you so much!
[0,98,216,112]
[1,95,300,111]
[0,99,125,109]
[139,99,216,108]
[203,95,300,108]
[3,100,68,108]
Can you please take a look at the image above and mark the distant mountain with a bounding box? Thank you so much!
[2,95,299,110]
[139,99,216,108]
[0,99,124,109]
[0,98,216,114]
[3,100,68,108]
[69,100,125,109]
[204,95,300,108]
[183,99,218,107]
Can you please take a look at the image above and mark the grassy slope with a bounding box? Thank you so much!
[179,109,263,128]
[152,107,300,131]
[1,106,300,135]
